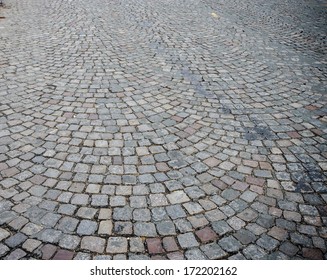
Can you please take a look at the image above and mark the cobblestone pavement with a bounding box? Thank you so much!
[0,0,326,260]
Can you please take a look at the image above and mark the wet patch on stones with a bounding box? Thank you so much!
[244,126,276,141]
[295,181,314,193]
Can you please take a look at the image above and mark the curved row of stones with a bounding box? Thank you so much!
[0,0,326,259]
[207,0,327,59]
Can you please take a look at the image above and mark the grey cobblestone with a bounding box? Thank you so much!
[22,239,42,253]
[279,241,299,256]
[76,207,97,219]
[59,235,81,250]
[156,220,176,236]
[185,248,207,260]
[256,234,280,251]
[175,219,193,233]
[166,191,190,204]
[134,222,157,237]
[5,233,27,248]
[130,196,147,208]
[166,204,187,219]
[177,233,199,249]
[5,248,27,260]
[113,221,132,235]
[57,217,79,233]
[36,229,62,243]
[0,244,10,257]
[212,220,233,236]
[76,220,97,236]
[243,244,267,260]
[129,237,145,253]
[219,236,243,253]
[106,237,128,254]
[21,223,43,236]
[133,208,151,222]
[0,228,10,241]
[113,206,133,221]
[151,207,169,222]
[200,243,228,259]
[81,236,105,253]
[234,229,257,245]
[149,194,168,207]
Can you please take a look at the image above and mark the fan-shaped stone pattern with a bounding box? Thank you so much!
[0,0,326,260]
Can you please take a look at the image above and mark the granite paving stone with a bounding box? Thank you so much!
[200,243,228,259]
[81,236,106,253]
[5,249,27,260]
[22,239,42,253]
[76,220,98,236]
[113,222,133,235]
[195,227,218,243]
[156,220,176,236]
[40,244,57,260]
[177,232,199,249]
[53,249,75,260]
[219,236,243,253]
[256,234,280,251]
[0,228,10,241]
[133,208,151,222]
[58,235,81,250]
[163,236,179,252]
[129,237,145,253]
[134,222,157,237]
[21,223,43,236]
[146,238,164,254]
[106,237,128,254]
[185,248,207,260]
[0,244,10,258]
[4,233,28,248]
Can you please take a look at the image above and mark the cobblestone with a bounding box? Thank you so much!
[106,237,128,254]
[76,220,97,236]
[81,236,106,253]
[0,0,326,260]
[134,222,157,237]
[129,237,145,253]
[219,236,243,253]
[53,249,74,260]
[185,248,207,260]
[59,235,80,250]
[256,234,280,251]
[0,228,10,241]
[146,238,164,254]
[177,233,199,249]
[279,241,299,256]
[200,243,228,259]
[21,223,43,236]
[156,220,176,236]
[5,233,27,248]
[36,229,62,243]
[243,245,267,260]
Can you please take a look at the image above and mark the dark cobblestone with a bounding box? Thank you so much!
[185,248,207,260]
[4,233,27,248]
[243,245,267,260]
[200,243,228,259]
[256,234,280,251]
[219,236,243,253]
[234,229,257,245]
[279,241,299,256]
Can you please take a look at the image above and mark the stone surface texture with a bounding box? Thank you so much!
[0,0,326,259]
